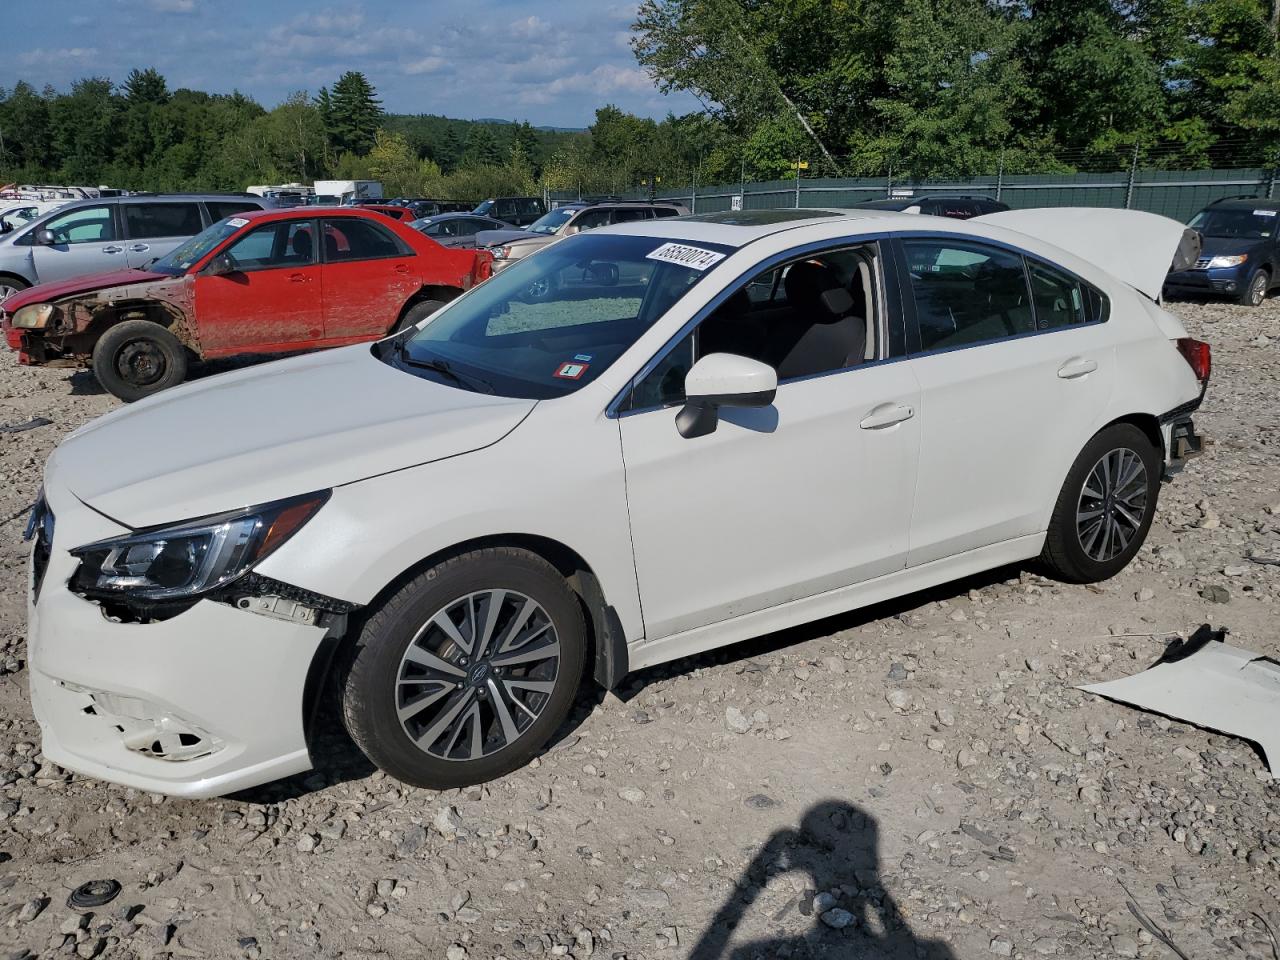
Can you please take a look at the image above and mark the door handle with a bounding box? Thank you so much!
[393,264,410,274]
[103,246,124,254]
[129,243,150,253]
[288,273,309,283]
[1057,357,1098,379]
[859,403,915,430]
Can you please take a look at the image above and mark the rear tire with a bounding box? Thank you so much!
[1040,423,1161,583]
[341,547,586,790]
[91,320,189,402]
[1238,268,1268,307]
[393,299,445,334]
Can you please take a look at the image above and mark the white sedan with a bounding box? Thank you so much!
[26,207,1208,797]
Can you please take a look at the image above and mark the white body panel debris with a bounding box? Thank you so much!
[1081,630,1280,775]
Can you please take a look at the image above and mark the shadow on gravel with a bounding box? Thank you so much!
[617,561,1027,701]
[690,799,958,959]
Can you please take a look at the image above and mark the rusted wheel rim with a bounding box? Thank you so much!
[116,339,167,386]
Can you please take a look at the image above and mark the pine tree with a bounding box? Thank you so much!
[328,71,382,156]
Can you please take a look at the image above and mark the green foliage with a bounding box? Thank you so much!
[327,71,383,156]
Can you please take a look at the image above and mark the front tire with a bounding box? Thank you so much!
[1238,268,1268,307]
[0,275,29,306]
[1040,424,1161,583]
[341,547,586,790]
[91,320,189,402]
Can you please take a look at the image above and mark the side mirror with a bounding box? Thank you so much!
[676,353,777,439]
[204,252,238,277]
[35,229,56,245]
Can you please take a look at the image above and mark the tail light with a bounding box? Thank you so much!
[1176,337,1211,383]
[474,251,493,283]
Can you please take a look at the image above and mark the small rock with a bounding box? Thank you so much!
[990,937,1014,957]
[820,907,855,929]
[885,689,912,712]
[1200,584,1230,604]
[812,891,838,913]
[887,662,908,681]
[1135,588,1154,602]
[434,806,462,835]
[936,708,955,727]
[1110,934,1139,957]
[957,749,979,769]
[744,794,778,809]
[446,945,468,960]
[724,707,752,734]
[617,787,645,804]
[296,834,317,853]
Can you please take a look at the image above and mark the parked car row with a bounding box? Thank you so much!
[21,203,1209,798]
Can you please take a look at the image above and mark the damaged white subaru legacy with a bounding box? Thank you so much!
[26,207,1209,797]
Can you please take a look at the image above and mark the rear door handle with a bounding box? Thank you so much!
[1057,357,1098,379]
[860,403,915,430]
[393,263,410,274]
[103,246,124,254]
[129,243,150,253]
[288,273,309,283]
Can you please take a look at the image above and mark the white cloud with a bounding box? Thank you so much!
[403,57,447,76]
[17,47,100,66]
[149,0,196,12]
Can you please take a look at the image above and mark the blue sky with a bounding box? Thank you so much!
[4,0,702,127]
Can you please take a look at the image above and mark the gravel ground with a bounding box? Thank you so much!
[0,298,1277,960]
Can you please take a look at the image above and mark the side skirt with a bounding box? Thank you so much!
[626,534,1046,673]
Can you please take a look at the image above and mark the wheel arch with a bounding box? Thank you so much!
[392,285,462,331]
[1099,412,1164,460]
[352,532,628,691]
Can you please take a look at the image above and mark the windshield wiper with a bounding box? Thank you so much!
[396,342,494,394]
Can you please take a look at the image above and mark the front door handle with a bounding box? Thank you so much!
[129,243,150,253]
[1058,357,1098,379]
[860,403,915,430]
[103,245,124,254]
[288,273,309,283]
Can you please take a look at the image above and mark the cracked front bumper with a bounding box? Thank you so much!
[26,493,328,799]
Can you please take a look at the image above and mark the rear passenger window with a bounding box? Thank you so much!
[903,240,1033,351]
[1027,259,1107,329]
[652,207,679,218]
[611,208,652,223]
[207,201,261,221]
[321,219,407,261]
[124,203,204,239]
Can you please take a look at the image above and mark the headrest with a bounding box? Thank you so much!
[820,287,854,317]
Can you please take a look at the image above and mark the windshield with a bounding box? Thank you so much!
[527,208,575,235]
[474,200,494,215]
[1189,207,1276,240]
[151,218,245,275]
[390,233,731,399]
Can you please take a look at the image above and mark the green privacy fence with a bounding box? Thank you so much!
[551,167,1278,223]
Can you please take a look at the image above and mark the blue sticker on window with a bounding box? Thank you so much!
[574,354,593,362]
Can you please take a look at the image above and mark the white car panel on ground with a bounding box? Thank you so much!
[26,207,1207,797]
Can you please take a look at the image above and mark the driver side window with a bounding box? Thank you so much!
[628,243,881,410]
[224,221,314,272]
[40,206,118,245]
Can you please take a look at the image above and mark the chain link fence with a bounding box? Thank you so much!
[551,166,1278,223]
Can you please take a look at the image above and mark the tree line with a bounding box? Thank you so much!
[2,0,1278,199]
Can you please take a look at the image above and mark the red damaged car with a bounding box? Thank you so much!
[2,207,492,400]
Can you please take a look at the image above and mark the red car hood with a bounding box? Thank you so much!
[4,269,166,311]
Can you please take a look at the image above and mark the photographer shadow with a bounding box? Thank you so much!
[690,800,958,960]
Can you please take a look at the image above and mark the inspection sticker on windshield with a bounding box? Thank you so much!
[227,217,250,228]
[646,242,725,271]
[1254,209,1278,217]
[554,361,589,380]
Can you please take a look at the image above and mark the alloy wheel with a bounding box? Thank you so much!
[394,589,561,762]
[1076,448,1149,562]
[0,283,20,306]
[1248,272,1267,306]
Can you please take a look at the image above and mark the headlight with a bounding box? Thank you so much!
[12,303,56,329]
[70,491,328,601]
[1207,254,1247,268]
[491,245,511,260]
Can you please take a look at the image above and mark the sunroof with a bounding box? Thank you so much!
[682,208,844,226]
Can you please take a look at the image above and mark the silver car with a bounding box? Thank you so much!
[478,200,691,275]
[0,194,268,305]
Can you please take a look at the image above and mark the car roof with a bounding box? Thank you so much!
[586,208,922,248]
[228,206,400,223]
[1208,197,1279,211]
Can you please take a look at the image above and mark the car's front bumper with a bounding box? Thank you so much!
[26,493,328,798]
[1164,266,1248,297]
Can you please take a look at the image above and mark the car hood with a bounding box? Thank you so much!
[977,208,1200,301]
[5,268,166,310]
[473,228,541,249]
[47,345,536,529]
[1196,235,1265,259]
